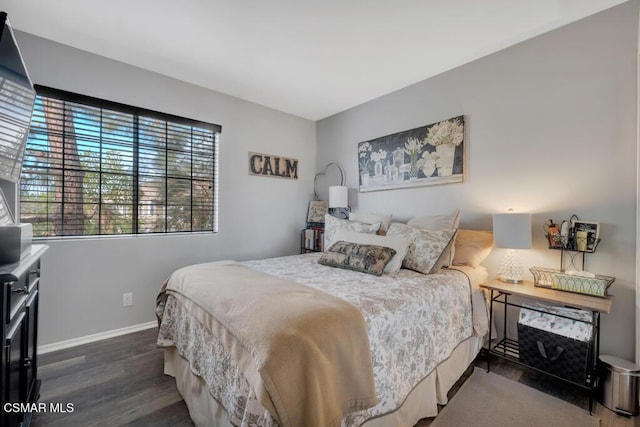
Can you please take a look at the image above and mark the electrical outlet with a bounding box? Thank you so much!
[122,292,133,307]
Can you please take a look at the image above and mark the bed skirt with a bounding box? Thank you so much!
[164,334,484,427]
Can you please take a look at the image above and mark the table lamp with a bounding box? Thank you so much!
[329,186,349,219]
[493,212,532,283]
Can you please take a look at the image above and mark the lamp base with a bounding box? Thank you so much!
[497,249,525,285]
[329,207,350,219]
[498,277,524,284]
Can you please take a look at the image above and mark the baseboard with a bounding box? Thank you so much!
[37,321,157,355]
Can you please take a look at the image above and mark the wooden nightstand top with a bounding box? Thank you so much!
[480,279,613,315]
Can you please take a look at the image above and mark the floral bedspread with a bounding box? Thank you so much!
[157,253,480,426]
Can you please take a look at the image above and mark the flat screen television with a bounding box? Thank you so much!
[0,11,36,224]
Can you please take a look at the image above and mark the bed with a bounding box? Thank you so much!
[156,215,493,427]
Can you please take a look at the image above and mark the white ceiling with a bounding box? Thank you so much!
[3,0,629,121]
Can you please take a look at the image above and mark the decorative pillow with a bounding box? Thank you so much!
[406,209,460,266]
[349,211,392,235]
[324,214,381,250]
[319,241,396,276]
[406,209,461,230]
[332,229,410,273]
[452,229,494,267]
[430,229,458,272]
[386,223,456,274]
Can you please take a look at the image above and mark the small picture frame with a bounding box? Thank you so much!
[306,201,328,226]
[572,220,599,252]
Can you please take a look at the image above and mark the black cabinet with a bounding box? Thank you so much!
[1,245,47,427]
[5,311,24,427]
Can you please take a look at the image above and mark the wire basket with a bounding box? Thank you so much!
[529,266,614,298]
[545,233,600,253]
[530,266,558,287]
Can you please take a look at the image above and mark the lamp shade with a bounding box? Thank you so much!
[329,186,348,208]
[493,213,532,249]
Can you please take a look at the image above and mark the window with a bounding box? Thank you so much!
[19,86,221,237]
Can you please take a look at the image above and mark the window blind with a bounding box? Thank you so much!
[19,86,220,237]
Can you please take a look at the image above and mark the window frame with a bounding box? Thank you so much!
[19,85,221,238]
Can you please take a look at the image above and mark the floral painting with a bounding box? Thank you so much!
[358,115,464,192]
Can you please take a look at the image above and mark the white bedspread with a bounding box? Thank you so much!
[157,253,488,426]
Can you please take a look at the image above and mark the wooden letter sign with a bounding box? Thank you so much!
[249,152,298,179]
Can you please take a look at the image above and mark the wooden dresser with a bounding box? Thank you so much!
[0,244,47,427]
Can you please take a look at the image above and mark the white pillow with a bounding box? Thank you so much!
[324,214,381,250]
[406,209,460,230]
[349,211,392,234]
[387,223,456,274]
[332,229,410,273]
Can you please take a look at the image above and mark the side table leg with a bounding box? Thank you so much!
[487,289,494,373]
[589,312,600,415]
[502,293,508,357]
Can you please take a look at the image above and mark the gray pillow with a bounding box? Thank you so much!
[319,241,396,276]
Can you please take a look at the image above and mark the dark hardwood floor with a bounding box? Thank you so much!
[32,328,192,426]
[32,328,636,427]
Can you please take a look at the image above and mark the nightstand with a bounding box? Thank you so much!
[480,279,613,414]
[300,228,324,253]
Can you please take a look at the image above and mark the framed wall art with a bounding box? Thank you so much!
[306,200,328,227]
[358,115,464,192]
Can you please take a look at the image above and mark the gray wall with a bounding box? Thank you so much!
[16,32,316,346]
[317,2,638,359]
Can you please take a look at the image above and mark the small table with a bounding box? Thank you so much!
[480,279,613,413]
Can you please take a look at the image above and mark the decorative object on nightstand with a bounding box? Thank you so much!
[313,162,345,201]
[328,185,349,219]
[306,200,328,227]
[530,266,614,297]
[492,211,532,283]
[534,214,614,297]
[545,215,600,253]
